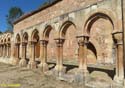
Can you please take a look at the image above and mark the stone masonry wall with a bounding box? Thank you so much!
[14,0,103,32]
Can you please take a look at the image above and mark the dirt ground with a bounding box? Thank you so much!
[0,63,85,88]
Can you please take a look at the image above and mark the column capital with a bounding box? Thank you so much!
[112,31,123,45]
[21,42,27,46]
[7,43,11,47]
[1,43,3,46]
[76,35,90,46]
[15,43,20,46]
[40,40,48,46]
[54,38,65,47]
[28,41,35,45]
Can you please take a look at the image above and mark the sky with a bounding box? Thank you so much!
[0,0,47,32]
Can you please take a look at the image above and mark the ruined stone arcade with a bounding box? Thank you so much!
[0,0,125,87]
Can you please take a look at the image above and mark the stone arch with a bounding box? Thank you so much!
[59,21,78,63]
[22,32,28,42]
[59,21,76,38]
[15,34,21,43]
[84,12,114,64]
[4,38,7,44]
[31,29,39,42]
[43,25,53,39]
[42,25,56,60]
[22,32,29,59]
[1,39,3,44]
[84,12,114,35]
[7,38,11,43]
[15,33,21,59]
[31,29,40,59]
[83,8,117,33]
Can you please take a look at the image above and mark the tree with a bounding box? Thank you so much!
[39,0,58,8]
[0,31,2,34]
[6,7,24,31]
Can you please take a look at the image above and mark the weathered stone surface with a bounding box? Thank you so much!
[0,0,125,87]
[86,71,113,88]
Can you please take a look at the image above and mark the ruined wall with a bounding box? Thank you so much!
[14,0,103,33]
[13,0,123,64]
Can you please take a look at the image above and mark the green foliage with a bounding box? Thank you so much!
[39,0,58,8]
[6,7,24,31]
[0,31,2,34]
[4,29,13,33]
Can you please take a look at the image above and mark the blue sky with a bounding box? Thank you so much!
[0,0,47,32]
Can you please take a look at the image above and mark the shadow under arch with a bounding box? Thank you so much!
[22,32,28,42]
[87,42,97,59]
[43,25,53,40]
[16,34,21,43]
[31,29,39,42]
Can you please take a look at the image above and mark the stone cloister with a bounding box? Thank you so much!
[0,0,125,87]
[0,33,11,58]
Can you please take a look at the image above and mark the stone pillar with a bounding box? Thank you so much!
[12,43,20,65]
[112,31,124,84]
[6,44,10,58]
[19,42,27,67]
[76,35,89,76]
[27,41,37,69]
[5,45,6,57]
[8,44,11,58]
[3,45,5,57]
[11,42,16,65]
[5,45,7,57]
[0,45,2,57]
[38,40,48,72]
[1,45,3,57]
[4,45,6,57]
[54,38,66,76]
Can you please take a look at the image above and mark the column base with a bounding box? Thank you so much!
[114,75,124,85]
[12,58,20,65]
[74,68,89,84]
[19,59,27,67]
[77,68,89,76]
[38,63,48,72]
[27,61,37,69]
[53,65,66,77]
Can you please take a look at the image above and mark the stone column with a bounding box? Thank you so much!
[0,45,2,57]
[54,38,65,76]
[5,45,7,57]
[6,44,9,58]
[19,42,27,67]
[11,42,15,65]
[8,44,11,58]
[112,31,124,84]
[13,43,20,65]
[1,45,3,57]
[27,41,37,69]
[76,35,89,75]
[38,40,48,72]
[3,45,5,57]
